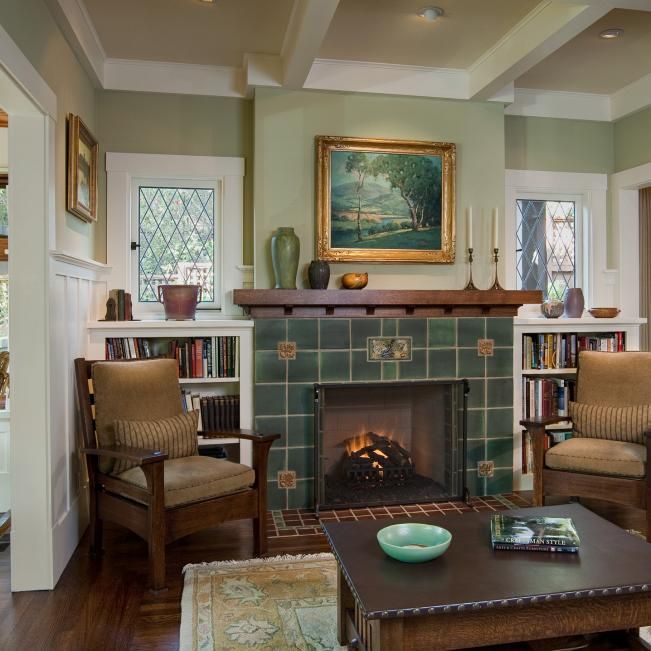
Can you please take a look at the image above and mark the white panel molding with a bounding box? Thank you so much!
[51,250,111,277]
[280,0,340,89]
[0,23,57,119]
[0,414,9,512]
[106,152,245,317]
[244,54,283,91]
[469,2,610,100]
[505,87,612,121]
[45,0,106,86]
[610,163,651,318]
[611,73,651,121]
[104,58,246,98]
[305,59,469,100]
[505,169,610,311]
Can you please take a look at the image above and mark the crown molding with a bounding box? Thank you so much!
[103,58,246,98]
[505,87,611,121]
[611,73,651,121]
[305,59,470,100]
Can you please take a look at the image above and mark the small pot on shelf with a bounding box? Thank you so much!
[157,284,202,320]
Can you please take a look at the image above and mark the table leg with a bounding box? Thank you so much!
[337,565,355,645]
[369,618,404,650]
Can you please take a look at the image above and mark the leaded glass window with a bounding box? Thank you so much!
[137,185,216,304]
[516,199,577,300]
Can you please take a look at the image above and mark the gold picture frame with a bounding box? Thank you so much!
[66,114,98,223]
[316,135,455,263]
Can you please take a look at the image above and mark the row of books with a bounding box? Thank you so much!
[521,429,572,475]
[491,514,580,553]
[521,377,575,420]
[181,390,240,432]
[104,336,239,379]
[522,332,625,369]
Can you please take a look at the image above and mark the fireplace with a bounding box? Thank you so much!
[314,380,468,512]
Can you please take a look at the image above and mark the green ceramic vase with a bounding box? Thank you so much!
[271,227,300,289]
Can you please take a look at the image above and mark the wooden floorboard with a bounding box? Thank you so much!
[0,496,645,650]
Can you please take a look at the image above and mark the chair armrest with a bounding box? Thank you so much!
[82,445,168,465]
[200,429,281,444]
[520,415,569,429]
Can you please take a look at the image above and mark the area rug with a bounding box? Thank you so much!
[180,553,345,651]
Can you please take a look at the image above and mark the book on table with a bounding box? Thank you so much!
[490,514,580,552]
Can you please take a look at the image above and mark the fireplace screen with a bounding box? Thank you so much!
[314,380,467,512]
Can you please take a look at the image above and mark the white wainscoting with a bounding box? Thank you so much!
[49,252,109,583]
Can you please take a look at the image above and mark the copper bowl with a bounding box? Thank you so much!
[341,272,368,289]
[588,307,620,318]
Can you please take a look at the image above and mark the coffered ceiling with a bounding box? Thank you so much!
[46,0,651,122]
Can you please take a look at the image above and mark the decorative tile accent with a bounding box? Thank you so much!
[477,339,494,357]
[367,336,412,361]
[277,341,297,360]
[478,460,495,478]
[278,470,297,489]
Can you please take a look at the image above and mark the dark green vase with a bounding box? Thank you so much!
[271,227,300,289]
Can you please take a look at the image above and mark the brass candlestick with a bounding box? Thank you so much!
[463,247,478,290]
[490,247,505,290]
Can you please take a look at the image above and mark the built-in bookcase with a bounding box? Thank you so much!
[512,316,644,490]
[87,319,254,465]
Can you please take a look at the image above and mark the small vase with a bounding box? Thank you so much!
[308,260,330,289]
[564,288,585,318]
[541,299,564,319]
[271,227,300,289]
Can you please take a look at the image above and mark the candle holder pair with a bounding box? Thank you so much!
[463,247,504,291]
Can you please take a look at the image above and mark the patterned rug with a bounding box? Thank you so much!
[180,553,345,651]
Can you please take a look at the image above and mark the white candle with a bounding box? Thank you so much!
[492,207,499,250]
[466,207,473,250]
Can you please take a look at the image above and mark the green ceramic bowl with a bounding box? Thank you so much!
[377,523,452,563]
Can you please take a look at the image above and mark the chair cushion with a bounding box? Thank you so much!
[111,411,199,475]
[115,456,256,508]
[92,359,183,473]
[569,402,651,445]
[545,437,646,479]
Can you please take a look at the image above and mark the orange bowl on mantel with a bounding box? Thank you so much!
[341,273,368,290]
[588,307,620,318]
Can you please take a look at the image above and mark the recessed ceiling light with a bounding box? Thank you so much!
[418,6,444,22]
[197,0,215,4]
[599,28,623,39]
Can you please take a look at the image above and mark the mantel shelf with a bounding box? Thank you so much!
[233,289,542,318]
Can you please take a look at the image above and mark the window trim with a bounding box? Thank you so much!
[106,153,245,318]
[505,170,608,312]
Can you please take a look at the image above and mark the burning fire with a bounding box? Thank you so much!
[345,430,400,455]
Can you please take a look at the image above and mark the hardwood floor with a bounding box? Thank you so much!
[0,496,646,651]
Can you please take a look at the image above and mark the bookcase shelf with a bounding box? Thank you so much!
[512,315,644,490]
[87,319,254,465]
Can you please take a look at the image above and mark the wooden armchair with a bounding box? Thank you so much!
[74,357,279,590]
[521,351,651,541]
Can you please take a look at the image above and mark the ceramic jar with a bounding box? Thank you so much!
[271,227,300,289]
[564,288,585,318]
[308,260,330,289]
[157,284,202,320]
[540,299,564,319]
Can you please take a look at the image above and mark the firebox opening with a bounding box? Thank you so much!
[315,380,467,512]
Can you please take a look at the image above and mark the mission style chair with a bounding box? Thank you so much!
[521,350,651,541]
[74,357,279,590]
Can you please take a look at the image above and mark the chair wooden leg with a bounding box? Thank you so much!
[89,489,103,558]
[143,462,167,591]
[646,506,650,543]
[253,516,267,556]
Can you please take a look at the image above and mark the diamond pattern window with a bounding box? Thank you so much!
[137,186,217,305]
[516,199,577,300]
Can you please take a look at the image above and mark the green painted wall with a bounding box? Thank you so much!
[614,105,651,172]
[254,88,505,290]
[97,91,253,264]
[505,116,614,173]
[0,0,98,259]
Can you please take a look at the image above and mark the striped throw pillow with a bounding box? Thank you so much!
[111,411,199,475]
[569,402,651,445]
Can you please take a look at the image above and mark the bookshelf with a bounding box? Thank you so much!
[87,319,254,465]
[512,316,644,490]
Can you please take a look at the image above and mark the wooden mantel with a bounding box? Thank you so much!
[233,289,542,318]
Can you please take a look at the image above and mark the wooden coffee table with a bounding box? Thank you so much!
[322,504,651,651]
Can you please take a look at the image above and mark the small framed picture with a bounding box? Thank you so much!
[66,114,98,222]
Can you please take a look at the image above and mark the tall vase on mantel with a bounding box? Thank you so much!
[271,227,300,289]
[564,288,585,318]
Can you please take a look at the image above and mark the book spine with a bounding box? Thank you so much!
[117,289,125,321]
[493,543,579,553]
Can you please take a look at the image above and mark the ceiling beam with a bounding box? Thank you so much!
[468,1,611,101]
[281,0,340,89]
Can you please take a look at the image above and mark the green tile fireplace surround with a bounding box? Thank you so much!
[253,316,515,510]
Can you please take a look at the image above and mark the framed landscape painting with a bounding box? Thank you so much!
[67,114,98,222]
[316,136,455,263]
